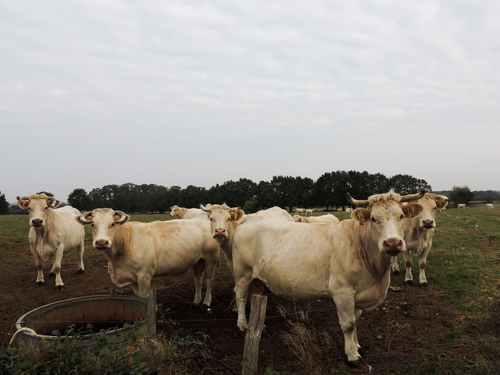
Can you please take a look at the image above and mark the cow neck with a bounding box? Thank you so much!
[405,221,433,255]
[107,223,131,258]
[351,220,392,281]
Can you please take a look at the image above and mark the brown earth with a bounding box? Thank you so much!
[0,239,493,374]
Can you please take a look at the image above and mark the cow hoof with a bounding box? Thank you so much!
[57,285,64,291]
[36,282,44,287]
[419,282,428,287]
[76,269,85,274]
[348,359,372,373]
[406,280,414,286]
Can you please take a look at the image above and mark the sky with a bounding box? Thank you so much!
[1,1,499,204]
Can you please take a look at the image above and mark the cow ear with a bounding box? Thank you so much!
[436,199,449,210]
[51,199,62,208]
[403,203,424,219]
[232,208,245,221]
[352,208,370,223]
[17,196,29,209]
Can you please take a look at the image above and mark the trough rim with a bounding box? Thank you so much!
[15,294,149,341]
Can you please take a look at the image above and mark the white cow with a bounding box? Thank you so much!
[231,189,424,369]
[17,194,85,288]
[293,214,339,224]
[169,205,208,219]
[77,209,219,304]
[457,204,466,209]
[295,208,305,215]
[305,209,313,215]
[486,203,494,209]
[200,205,292,273]
[391,193,449,285]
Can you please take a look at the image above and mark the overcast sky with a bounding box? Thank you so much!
[1,1,499,203]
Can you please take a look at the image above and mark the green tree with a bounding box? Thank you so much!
[68,189,90,211]
[388,174,431,195]
[450,185,475,206]
[0,192,9,214]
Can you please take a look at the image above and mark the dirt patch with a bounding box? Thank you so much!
[0,241,485,374]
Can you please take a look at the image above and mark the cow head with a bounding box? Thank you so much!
[77,208,129,250]
[17,194,61,228]
[347,189,425,257]
[169,205,180,217]
[409,193,449,230]
[200,203,245,243]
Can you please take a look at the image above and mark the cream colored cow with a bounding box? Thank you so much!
[391,193,449,285]
[78,209,219,305]
[231,189,424,369]
[169,205,208,219]
[293,214,339,224]
[17,194,85,288]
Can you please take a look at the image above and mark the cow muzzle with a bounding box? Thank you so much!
[383,238,404,256]
[31,219,43,228]
[421,219,435,229]
[94,239,110,250]
[213,228,227,239]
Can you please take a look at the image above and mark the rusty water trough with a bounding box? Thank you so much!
[14,295,149,347]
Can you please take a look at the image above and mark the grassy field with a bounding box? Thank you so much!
[2,206,500,373]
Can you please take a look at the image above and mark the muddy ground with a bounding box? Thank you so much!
[0,239,491,374]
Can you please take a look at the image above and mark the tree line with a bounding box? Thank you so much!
[58,171,431,214]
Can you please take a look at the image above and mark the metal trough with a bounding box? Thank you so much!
[14,295,148,347]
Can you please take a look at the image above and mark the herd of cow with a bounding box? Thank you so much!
[16,189,449,370]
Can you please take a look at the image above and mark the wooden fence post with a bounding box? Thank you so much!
[242,294,268,375]
[147,289,156,340]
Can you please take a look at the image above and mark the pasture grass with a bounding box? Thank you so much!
[2,206,500,373]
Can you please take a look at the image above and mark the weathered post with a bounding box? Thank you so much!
[242,294,268,375]
[147,289,156,339]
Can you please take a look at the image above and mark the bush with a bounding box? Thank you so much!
[1,326,213,375]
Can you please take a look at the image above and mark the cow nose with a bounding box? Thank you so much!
[422,219,434,229]
[95,239,109,248]
[31,219,43,227]
[214,228,226,237]
[383,238,403,253]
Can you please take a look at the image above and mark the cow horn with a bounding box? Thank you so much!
[400,188,426,203]
[79,211,94,224]
[346,193,369,207]
[114,210,128,223]
[17,196,29,203]
[200,204,211,212]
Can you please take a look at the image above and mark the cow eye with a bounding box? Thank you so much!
[227,217,231,221]
[371,217,377,223]
[110,223,115,228]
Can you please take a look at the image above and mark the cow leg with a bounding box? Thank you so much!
[390,255,400,275]
[132,277,152,298]
[403,251,414,285]
[352,307,363,350]
[418,243,432,286]
[192,259,205,305]
[76,240,85,274]
[31,245,45,286]
[235,275,253,331]
[333,295,361,363]
[50,245,65,288]
[201,254,219,307]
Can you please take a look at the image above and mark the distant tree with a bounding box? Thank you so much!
[242,197,260,214]
[68,189,90,211]
[36,191,54,197]
[0,192,9,214]
[450,186,475,206]
[388,174,431,195]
